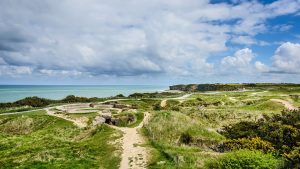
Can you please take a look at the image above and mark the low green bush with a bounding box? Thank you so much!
[220,110,300,167]
[284,146,300,168]
[205,150,284,169]
[217,137,275,153]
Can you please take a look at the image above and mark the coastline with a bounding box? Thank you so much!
[0,85,168,103]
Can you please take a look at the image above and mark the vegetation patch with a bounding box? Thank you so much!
[0,111,121,169]
[204,149,284,169]
[220,110,300,168]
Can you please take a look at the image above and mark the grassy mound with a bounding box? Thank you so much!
[0,111,121,169]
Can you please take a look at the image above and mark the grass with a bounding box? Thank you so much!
[119,99,160,110]
[0,107,39,114]
[144,111,224,168]
[0,110,121,169]
[67,112,99,125]
[1,87,299,168]
[142,88,295,168]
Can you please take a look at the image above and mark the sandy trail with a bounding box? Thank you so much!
[173,93,192,100]
[111,112,150,169]
[160,94,192,108]
[270,99,298,110]
[160,100,167,108]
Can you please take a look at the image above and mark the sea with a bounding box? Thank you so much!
[0,85,168,103]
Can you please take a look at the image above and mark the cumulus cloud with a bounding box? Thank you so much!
[0,0,299,79]
[255,61,269,72]
[221,48,254,73]
[272,42,300,73]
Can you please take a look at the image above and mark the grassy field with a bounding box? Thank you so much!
[142,88,300,168]
[0,87,299,168]
[0,110,122,169]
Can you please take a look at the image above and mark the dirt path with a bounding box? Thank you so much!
[160,94,192,108]
[173,93,192,100]
[270,99,298,110]
[111,112,150,169]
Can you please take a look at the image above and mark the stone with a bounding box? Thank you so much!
[92,116,105,126]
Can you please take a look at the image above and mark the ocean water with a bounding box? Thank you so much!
[0,85,168,103]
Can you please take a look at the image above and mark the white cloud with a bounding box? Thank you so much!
[39,69,83,76]
[0,65,32,76]
[273,24,293,31]
[231,35,257,45]
[272,42,300,73]
[0,0,299,79]
[221,48,254,72]
[255,61,269,72]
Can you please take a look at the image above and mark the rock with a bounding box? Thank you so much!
[122,108,130,112]
[92,116,105,126]
[101,112,112,124]
[113,104,127,109]
[104,101,118,105]
[111,118,120,125]
[102,109,111,114]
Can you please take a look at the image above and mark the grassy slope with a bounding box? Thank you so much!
[0,110,121,169]
[1,87,299,168]
[144,111,224,168]
[143,88,298,168]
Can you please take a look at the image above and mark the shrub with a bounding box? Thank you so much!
[217,137,275,153]
[220,110,300,165]
[115,94,125,98]
[284,146,300,168]
[221,121,259,139]
[15,96,51,107]
[205,150,284,169]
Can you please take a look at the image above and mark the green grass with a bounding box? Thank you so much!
[1,87,298,168]
[0,107,39,114]
[67,112,99,125]
[240,100,284,111]
[144,111,224,168]
[143,89,295,168]
[119,99,160,110]
[204,149,284,169]
[0,111,121,169]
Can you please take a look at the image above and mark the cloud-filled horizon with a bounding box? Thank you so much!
[1,0,300,85]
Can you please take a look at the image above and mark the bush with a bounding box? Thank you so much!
[205,150,284,169]
[115,94,125,98]
[221,121,259,139]
[220,110,300,166]
[284,146,300,168]
[217,137,275,153]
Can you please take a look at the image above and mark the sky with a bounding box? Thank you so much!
[0,0,300,85]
